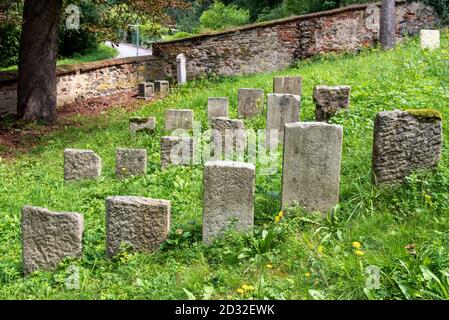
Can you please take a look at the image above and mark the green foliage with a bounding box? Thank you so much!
[199,1,250,31]
[0,23,20,68]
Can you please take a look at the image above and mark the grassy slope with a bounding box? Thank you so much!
[0,32,449,300]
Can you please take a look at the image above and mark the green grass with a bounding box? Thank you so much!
[0,44,118,72]
[1,32,449,300]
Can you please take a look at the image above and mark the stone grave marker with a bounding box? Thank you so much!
[155,80,169,94]
[208,97,229,120]
[165,109,194,132]
[313,85,351,122]
[129,117,156,134]
[210,117,246,161]
[176,54,187,85]
[115,148,147,179]
[160,136,194,169]
[64,149,101,181]
[266,93,301,142]
[138,82,154,99]
[421,30,440,50]
[273,76,303,96]
[238,89,264,119]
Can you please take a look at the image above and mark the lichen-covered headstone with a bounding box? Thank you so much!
[238,89,264,119]
[138,82,154,99]
[421,30,440,50]
[22,206,83,274]
[211,117,246,160]
[203,161,255,244]
[273,76,303,96]
[313,85,351,122]
[165,109,194,131]
[64,149,102,181]
[372,109,442,185]
[282,122,343,213]
[155,80,169,93]
[160,136,194,169]
[115,148,147,179]
[129,117,156,134]
[266,93,301,141]
[176,54,187,85]
[106,196,171,257]
[208,97,229,120]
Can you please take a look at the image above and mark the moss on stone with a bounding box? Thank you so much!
[129,117,149,124]
[405,109,442,120]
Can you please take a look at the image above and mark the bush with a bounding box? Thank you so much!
[0,24,21,68]
[200,1,250,31]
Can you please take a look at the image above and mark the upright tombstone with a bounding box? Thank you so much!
[208,97,229,120]
[155,80,170,94]
[138,82,154,99]
[281,122,343,214]
[238,89,264,119]
[273,76,303,96]
[160,136,194,169]
[106,196,171,257]
[313,85,351,122]
[210,117,245,160]
[165,109,194,131]
[266,93,301,141]
[64,149,102,181]
[203,161,255,244]
[420,30,440,50]
[22,206,83,274]
[115,148,147,179]
[129,117,156,134]
[372,110,442,185]
[176,53,187,85]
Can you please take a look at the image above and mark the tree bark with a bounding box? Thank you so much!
[17,0,63,124]
[379,0,396,50]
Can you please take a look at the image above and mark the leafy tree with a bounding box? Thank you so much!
[199,1,249,30]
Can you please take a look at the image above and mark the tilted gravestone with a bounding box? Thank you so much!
[106,196,171,257]
[203,161,255,244]
[22,206,83,274]
[165,109,194,132]
[273,76,303,96]
[372,110,442,185]
[266,93,301,142]
[210,117,246,160]
[238,89,264,119]
[129,117,156,134]
[313,85,351,122]
[64,149,101,181]
[160,136,194,169]
[176,53,187,85]
[208,97,229,120]
[154,80,170,94]
[115,148,147,179]
[282,122,343,214]
[138,82,154,99]
[420,30,440,50]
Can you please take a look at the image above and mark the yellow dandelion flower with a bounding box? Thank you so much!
[354,250,365,256]
[237,288,245,294]
[317,245,324,254]
[266,264,273,269]
[274,211,284,223]
[352,241,362,249]
[305,272,311,278]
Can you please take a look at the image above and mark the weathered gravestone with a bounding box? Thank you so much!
[238,89,264,119]
[266,93,301,141]
[273,76,303,96]
[176,54,187,85]
[165,109,194,131]
[161,136,194,169]
[210,117,245,160]
[115,148,147,179]
[129,117,156,134]
[138,82,154,99]
[203,161,255,244]
[421,30,440,50]
[282,122,343,213]
[155,80,170,93]
[372,110,442,185]
[64,149,102,181]
[106,196,171,257]
[208,97,229,120]
[313,85,351,122]
[22,206,83,274]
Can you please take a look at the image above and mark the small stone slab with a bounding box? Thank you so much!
[129,117,156,134]
[106,196,171,257]
[115,148,147,179]
[273,76,303,96]
[22,206,83,274]
[138,82,154,99]
[281,122,343,213]
[421,30,440,50]
[208,97,229,120]
[313,85,351,122]
[372,110,442,185]
[160,136,194,169]
[64,149,101,181]
[238,88,264,119]
[211,117,245,160]
[266,93,301,141]
[155,80,170,93]
[165,109,194,131]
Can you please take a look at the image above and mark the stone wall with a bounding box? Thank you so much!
[153,1,438,79]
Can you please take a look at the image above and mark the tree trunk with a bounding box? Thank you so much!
[379,0,396,50]
[17,0,63,124]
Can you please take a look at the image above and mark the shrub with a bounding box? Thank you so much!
[0,24,21,68]
[200,1,250,31]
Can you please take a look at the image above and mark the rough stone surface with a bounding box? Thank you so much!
[420,29,440,50]
[282,122,343,213]
[203,161,255,244]
[129,117,156,134]
[115,148,147,179]
[161,136,194,169]
[138,82,154,98]
[266,94,301,141]
[155,80,169,93]
[22,206,83,274]
[64,149,102,181]
[211,117,246,160]
[273,77,303,96]
[313,85,351,122]
[238,89,265,119]
[176,54,187,84]
[165,109,194,131]
[208,97,229,120]
[106,196,171,257]
[372,110,442,185]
